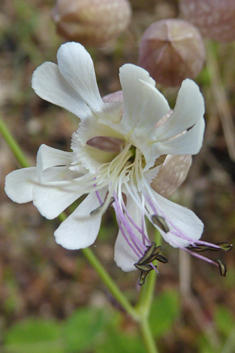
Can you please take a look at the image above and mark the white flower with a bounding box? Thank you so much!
[5,42,225,276]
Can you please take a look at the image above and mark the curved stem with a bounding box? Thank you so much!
[82,246,139,320]
[135,231,161,353]
[0,116,30,168]
[136,263,157,316]
[136,231,161,315]
[140,318,159,353]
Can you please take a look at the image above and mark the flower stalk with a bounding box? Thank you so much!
[140,317,159,353]
[0,116,30,168]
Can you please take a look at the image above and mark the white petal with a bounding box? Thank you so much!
[57,42,103,112]
[134,81,170,133]
[5,168,37,203]
[151,155,192,198]
[127,81,170,167]
[40,166,81,183]
[152,117,205,157]
[33,183,81,219]
[119,64,157,132]
[151,191,204,248]
[36,144,73,178]
[54,190,106,250]
[114,196,147,272]
[32,62,91,120]
[153,79,205,141]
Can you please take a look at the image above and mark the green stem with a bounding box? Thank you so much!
[136,263,157,315]
[136,231,161,315]
[135,231,161,353]
[0,116,30,168]
[206,41,235,161]
[140,318,159,353]
[82,247,139,320]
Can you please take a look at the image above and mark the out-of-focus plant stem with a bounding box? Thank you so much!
[206,41,235,161]
[0,116,31,168]
[135,231,161,353]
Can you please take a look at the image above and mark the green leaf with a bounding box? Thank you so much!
[149,289,180,337]
[63,307,106,352]
[214,306,235,336]
[96,327,146,353]
[4,318,63,353]
[197,335,217,353]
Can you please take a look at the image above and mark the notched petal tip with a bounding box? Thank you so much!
[56,41,103,112]
[5,168,37,204]
[54,191,105,250]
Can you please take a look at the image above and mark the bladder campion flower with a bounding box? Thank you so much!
[5,42,231,282]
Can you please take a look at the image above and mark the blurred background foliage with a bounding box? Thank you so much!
[0,0,235,352]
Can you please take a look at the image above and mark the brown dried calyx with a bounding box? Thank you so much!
[138,19,205,87]
[51,0,132,47]
[179,0,235,42]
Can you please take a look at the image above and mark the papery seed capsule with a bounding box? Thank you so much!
[179,0,235,42]
[138,19,205,87]
[51,0,132,47]
[151,155,192,199]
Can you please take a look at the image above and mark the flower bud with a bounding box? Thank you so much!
[138,19,205,87]
[179,0,235,42]
[51,0,132,47]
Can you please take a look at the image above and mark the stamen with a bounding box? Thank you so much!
[121,198,150,246]
[151,215,169,233]
[155,254,168,264]
[113,192,147,253]
[187,242,233,253]
[94,179,103,205]
[137,242,158,265]
[90,196,114,215]
[137,266,153,286]
[116,216,142,258]
[215,242,233,252]
[134,242,168,285]
[215,259,227,277]
[171,238,217,265]
[135,263,153,272]
[113,195,144,257]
